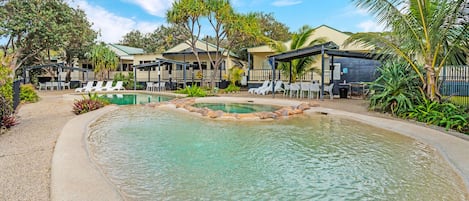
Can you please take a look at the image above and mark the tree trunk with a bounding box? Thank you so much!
[424,63,441,102]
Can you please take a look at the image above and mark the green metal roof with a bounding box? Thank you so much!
[108,44,145,55]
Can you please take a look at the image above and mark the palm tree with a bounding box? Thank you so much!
[346,0,468,102]
[86,43,118,80]
[267,25,326,82]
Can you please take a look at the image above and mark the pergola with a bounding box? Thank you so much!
[23,63,90,90]
[268,41,379,100]
[133,58,196,90]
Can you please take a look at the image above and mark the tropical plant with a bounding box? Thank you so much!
[224,83,240,93]
[407,97,469,133]
[268,25,326,82]
[167,0,261,88]
[113,72,143,90]
[86,43,119,80]
[346,0,469,102]
[228,66,244,85]
[368,61,422,116]
[72,93,109,115]
[176,85,207,97]
[20,84,39,103]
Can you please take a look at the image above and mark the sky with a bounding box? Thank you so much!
[67,0,384,43]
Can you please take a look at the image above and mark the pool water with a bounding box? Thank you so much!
[88,107,468,200]
[100,94,174,105]
[192,103,281,113]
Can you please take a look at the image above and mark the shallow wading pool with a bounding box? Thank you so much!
[88,107,468,200]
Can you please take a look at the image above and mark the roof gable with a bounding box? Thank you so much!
[108,44,145,56]
[164,40,238,58]
[248,25,366,53]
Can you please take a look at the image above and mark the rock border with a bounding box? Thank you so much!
[145,97,319,120]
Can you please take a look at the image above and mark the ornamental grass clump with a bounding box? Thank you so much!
[72,93,109,115]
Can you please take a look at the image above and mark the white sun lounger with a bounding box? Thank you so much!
[75,81,94,92]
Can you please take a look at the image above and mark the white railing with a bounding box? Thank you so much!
[248,69,324,83]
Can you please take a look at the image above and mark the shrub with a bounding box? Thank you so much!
[368,61,421,116]
[176,85,207,97]
[20,84,39,103]
[2,115,18,128]
[72,93,109,115]
[0,94,18,129]
[113,72,143,90]
[224,83,240,93]
[406,98,469,133]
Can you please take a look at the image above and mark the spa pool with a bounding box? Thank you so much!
[88,107,468,200]
[192,102,282,113]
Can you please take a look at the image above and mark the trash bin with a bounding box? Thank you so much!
[339,87,348,98]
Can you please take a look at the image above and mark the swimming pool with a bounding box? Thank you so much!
[88,107,468,200]
[100,93,174,105]
[192,102,281,113]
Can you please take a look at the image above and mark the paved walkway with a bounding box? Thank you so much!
[0,91,75,201]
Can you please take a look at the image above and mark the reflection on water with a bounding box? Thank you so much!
[88,107,468,201]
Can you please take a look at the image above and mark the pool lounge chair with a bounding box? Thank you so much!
[254,81,272,95]
[260,80,284,95]
[248,80,269,94]
[97,81,114,91]
[110,81,125,91]
[75,81,94,92]
[90,81,104,91]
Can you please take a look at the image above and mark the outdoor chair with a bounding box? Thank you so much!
[38,82,46,91]
[62,82,71,90]
[45,82,53,90]
[248,80,269,94]
[260,80,284,95]
[309,83,320,99]
[75,81,94,92]
[255,81,272,95]
[110,81,125,91]
[90,81,104,91]
[157,82,166,91]
[300,82,311,98]
[146,82,154,91]
[289,83,300,98]
[323,83,334,100]
[98,81,114,91]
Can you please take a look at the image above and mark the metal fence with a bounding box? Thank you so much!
[440,66,469,106]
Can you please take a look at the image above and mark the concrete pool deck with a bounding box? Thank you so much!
[1,91,468,200]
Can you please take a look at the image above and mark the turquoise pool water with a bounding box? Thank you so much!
[100,93,174,105]
[192,103,281,113]
[88,107,468,200]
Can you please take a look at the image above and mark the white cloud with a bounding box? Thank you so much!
[69,0,162,43]
[123,0,174,17]
[357,20,385,32]
[272,0,302,7]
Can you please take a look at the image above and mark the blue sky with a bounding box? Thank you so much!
[67,0,382,43]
